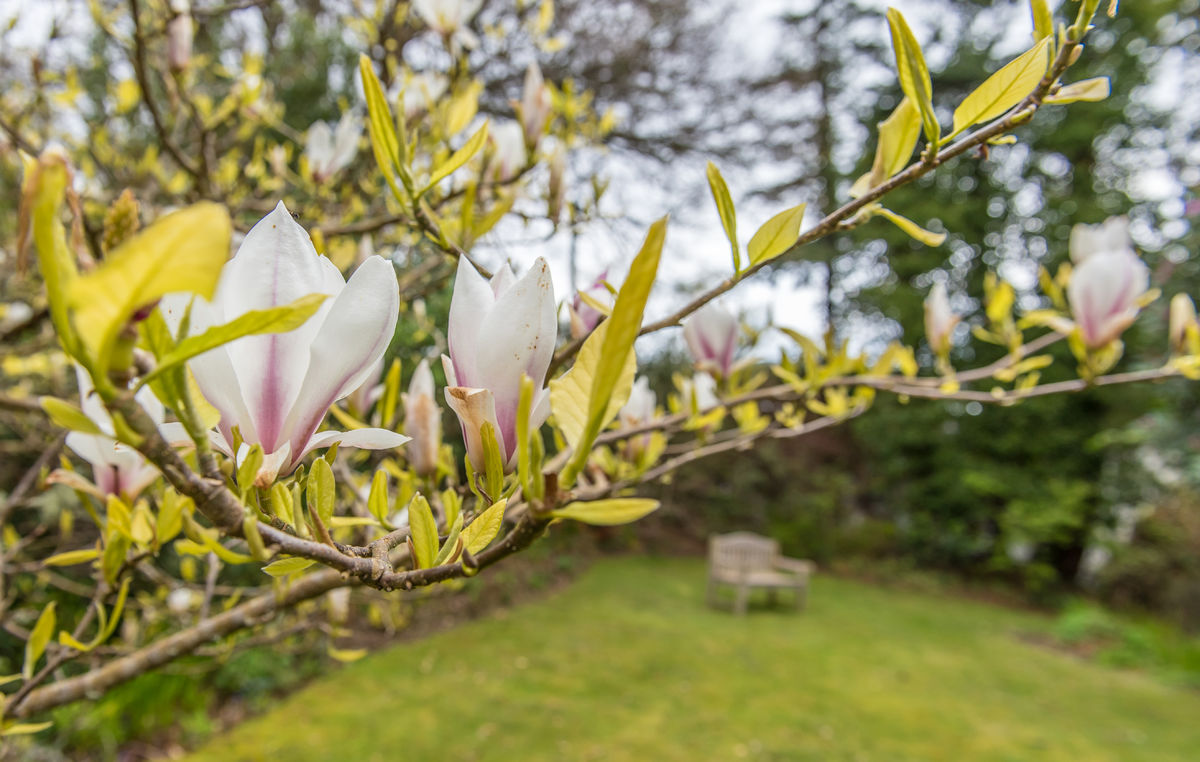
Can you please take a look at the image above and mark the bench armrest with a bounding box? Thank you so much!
[774,557,814,576]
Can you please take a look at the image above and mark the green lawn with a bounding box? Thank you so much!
[185,557,1200,762]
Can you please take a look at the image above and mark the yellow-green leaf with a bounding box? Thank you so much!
[854,97,921,198]
[262,556,315,577]
[422,122,488,195]
[327,645,368,662]
[461,498,507,555]
[43,548,100,566]
[747,203,806,267]
[1,721,53,737]
[307,457,335,525]
[876,207,946,246]
[367,470,389,524]
[886,8,939,147]
[550,321,636,449]
[139,294,327,389]
[1030,0,1053,41]
[408,494,438,569]
[21,151,81,357]
[67,203,232,372]
[1045,77,1110,105]
[40,397,105,436]
[359,54,407,200]
[952,36,1051,135]
[23,601,56,679]
[550,498,660,526]
[705,162,739,272]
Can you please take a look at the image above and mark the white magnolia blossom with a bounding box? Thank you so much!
[519,62,553,148]
[1069,216,1132,264]
[413,0,483,51]
[681,372,719,412]
[403,358,442,477]
[305,112,360,183]
[923,281,958,355]
[488,121,527,183]
[167,202,407,484]
[443,257,556,473]
[1067,218,1149,349]
[682,302,739,378]
[620,377,657,430]
[66,364,162,500]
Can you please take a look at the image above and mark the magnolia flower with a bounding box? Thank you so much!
[488,121,527,183]
[66,364,162,500]
[413,0,483,51]
[568,271,612,339]
[166,0,193,73]
[305,112,360,183]
[923,281,958,356]
[399,71,449,119]
[1069,217,1131,264]
[1067,234,1149,349]
[168,202,407,483]
[519,63,553,148]
[681,372,719,412]
[443,257,556,473]
[682,302,739,378]
[403,358,442,477]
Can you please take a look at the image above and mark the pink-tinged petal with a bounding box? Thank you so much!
[218,202,343,451]
[444,386,504,473]
[489,264,516,297]
[187,341,259,447]
[1069,249,1149,348]
[66,431,114,467]
[119,463,160,499]
[403,383,442,476]
[447,257,495,387]
[280,255,400,459]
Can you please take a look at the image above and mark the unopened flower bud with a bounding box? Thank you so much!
[1169,293,1197,355]
[167,0,193,73]
[923,281,958,356]
[403,359,442,476]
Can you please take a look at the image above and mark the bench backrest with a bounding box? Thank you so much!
[709,532,778,573]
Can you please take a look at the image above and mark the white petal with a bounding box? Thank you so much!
[67,431,115,467]
[280,255,400,458]
[409,358,435,398]
[447,257,495,387]
[444,386,504,472]
[305,121,334,175]
[305,427,410,454]
[73,364,112,435]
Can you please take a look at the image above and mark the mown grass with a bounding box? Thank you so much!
[185,557,1200,762]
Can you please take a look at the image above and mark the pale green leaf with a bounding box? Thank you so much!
[262,556,316,577]
[67,203,231,372]
[461,498,507,555]
[40,398,104,436]
[359,54,407,200]
[432,512,463,566]
[139,294,327,389]
[367,470,389,524]
[1030,0,1053,41]
[747,204,806,267]
[42,548,100,567]
[1045,77,1110,105]
[858,97,921,197]
[952,36,1051,135]
[550,498,660,526]
[408,494,438,569]
[705,162,739,272]
[422,122,489,195]
[550,321,636,449]
[1,721,53,736]
[876,207,947,246]
[328,645,368,662]
[307,457,335,525]
[21,153,81,358]
[886,8,939,147]
[23,601,56,679]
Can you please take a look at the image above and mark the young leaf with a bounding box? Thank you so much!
[20,152,81,358]
[550,498,660,526]
[359,54,408,200]
[67,203,232,372]
[747,203,806,267]
[262,556,316,577]
[516,374,536,498]
[40,398,105,436]
[876,207,947,246]
[432,512,464,566]
[886,8,940,148]
[549,321,636,449]
[236,443,264,493]
[461,498,507,555]
[42,547,100,567]
[951,36,1051,135]
[561,218,666,487]
[422,122,489,195]
[138,294,327,389]
[1045,77,1110,104]
[1,721,53,737]
[479,422,505,500]
[307,457,336,526]
[1030,0,1053,41]
[378,358,402,427]
[705,162,739,272]
[367,470,389,524]
[23,602,57,679]
[855,97,921,198]
[408,494,438,569]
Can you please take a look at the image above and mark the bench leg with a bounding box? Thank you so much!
[734,584,750,616]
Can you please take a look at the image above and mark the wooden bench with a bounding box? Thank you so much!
[707,532,814,615]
